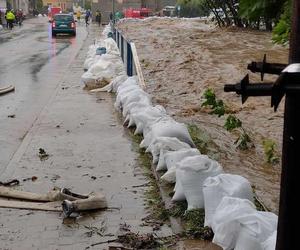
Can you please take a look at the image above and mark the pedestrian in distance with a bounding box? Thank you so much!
[85,9,91,27]
[95,10,101,26]
[5,9,15,30]
[76,10,81,23]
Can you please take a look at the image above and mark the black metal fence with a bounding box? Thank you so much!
[113,28,137,77]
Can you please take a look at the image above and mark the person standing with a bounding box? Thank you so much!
[76,10,81,23]
[5,10,15,30]
[95,10,101,26]
[85,9,91,26]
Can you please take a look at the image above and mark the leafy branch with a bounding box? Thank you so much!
[262,139,280,165]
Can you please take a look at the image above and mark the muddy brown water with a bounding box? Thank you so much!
[117,17,289,214]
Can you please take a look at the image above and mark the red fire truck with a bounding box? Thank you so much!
[124,8,151,18]
[48,7,62,22]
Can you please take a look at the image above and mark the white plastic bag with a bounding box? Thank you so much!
[203,174,254,227]
[140,119,196,148]
[145,137,191,164]
[175,155,223,210]
[212,197,257,250]
[262,230,277,250]
[212,197,277,250]
[157,148,201,172]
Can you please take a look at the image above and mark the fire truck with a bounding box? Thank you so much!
[123,8,151,19]
[48,6,62,22]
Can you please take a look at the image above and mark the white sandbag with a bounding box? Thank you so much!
[235,212,277,250]
[102,25,111,37]
[212,197,277,250]
[82,55,124,87]
[123,100,153,119]
[140,119,196,148]
[172,178,185,201]
[157,148,200,172]
[212,197,257,250]
[203,174,254,227]
[122,91,151,114]
[127,105,167,134]
[262,230,277,250]
[175,155,223,210]
[115,88,147,111]
[145,137,191,164]
[104,37,120,55]
[116,76,139,94]
[160,148,202,183]
[90,74,128,93]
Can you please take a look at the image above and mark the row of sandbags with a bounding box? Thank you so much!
[83,24,277,250]
[81,26,125,88]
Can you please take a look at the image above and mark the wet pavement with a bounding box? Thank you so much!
[0,18,173,249]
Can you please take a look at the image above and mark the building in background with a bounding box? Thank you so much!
[42,0,73,12]
[91,0,176,23]
[0,0,6,9]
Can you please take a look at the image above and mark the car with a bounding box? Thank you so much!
[51,14,76,37]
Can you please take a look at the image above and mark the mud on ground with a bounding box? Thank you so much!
[117,17,289,213]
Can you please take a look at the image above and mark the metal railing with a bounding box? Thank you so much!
[114,28,136,77]
[112,26,146,88]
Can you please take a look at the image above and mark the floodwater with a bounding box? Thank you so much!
[117,17,289,213]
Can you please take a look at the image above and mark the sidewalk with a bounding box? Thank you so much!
[0,24,172,249]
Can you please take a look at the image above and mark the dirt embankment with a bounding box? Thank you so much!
[117,17,289,213]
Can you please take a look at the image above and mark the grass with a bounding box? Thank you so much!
[187,124,220,160]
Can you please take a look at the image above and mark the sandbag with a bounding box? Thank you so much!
[172,178,185,201]
[115,88,148,111]
[157,148,201,172]
[145,137,191,164]
[212,197,277,250]
[175,155,223,210]
[140,119,196,148]
[235,212,277,250]
[104,37,120,55]
[212,197,257,250]
[90,74,128,93]
[203,174,254,227]
[262,230,277,250]
[81,55,124,88]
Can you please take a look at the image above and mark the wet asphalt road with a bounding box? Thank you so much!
[0,18,173,249]
[0,17,87,174]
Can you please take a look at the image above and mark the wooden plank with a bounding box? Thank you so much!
[130,42,146,89]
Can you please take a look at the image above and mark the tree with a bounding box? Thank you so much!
[239,0,286,30]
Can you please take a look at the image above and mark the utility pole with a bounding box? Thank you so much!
[276,1,300,248]
[223,1,300,249]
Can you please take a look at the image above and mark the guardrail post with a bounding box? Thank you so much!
[127,43,133,76]
[120,36,124,61]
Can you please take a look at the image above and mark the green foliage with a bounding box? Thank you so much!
[235,130,252,150]
[272,0,292,44]
[201,88,217,107]
[176,0,209,17]
[211,100,225,117]
[37,0,44,12]
[224,115,242,131]
[239,0,286,20]
[187,124,220,158]
[262,139,280,164]
[183,209,213,239]
[201,88,225,117]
